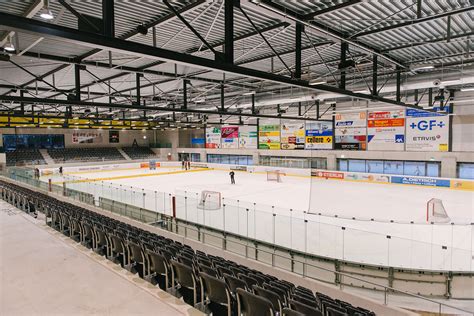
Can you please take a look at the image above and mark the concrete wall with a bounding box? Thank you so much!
[0,128,153,148]
[452,115,474,153]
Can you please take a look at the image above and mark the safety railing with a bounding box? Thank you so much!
[96,197,474,315]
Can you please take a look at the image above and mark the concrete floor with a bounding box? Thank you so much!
[0,200,203,316]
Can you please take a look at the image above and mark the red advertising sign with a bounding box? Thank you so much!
[312,171,345,179]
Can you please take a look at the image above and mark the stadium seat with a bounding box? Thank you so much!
[146,249,171,290]
[289,299,323,316]
[237,288,275,316]
[171,260,200,306]
[199,272,234,316]
[253,285,283,315]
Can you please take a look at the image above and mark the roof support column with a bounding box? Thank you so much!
[396,66,401,102]
[251,93,255,114]
[20,90,25,114]
[183,79,188,109]
[339,42,348,89]
[102,0,114,37]
[136,73,141,106]
[220,84,225,112]
[372,55,378,96]
[295,23,303,79]
[74,64,81,101]
[224,0,235,63]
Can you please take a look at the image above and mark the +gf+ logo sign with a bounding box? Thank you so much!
[410,120,445,130]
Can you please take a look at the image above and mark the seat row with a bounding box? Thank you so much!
[0,180,376,316]
[6,149,46,166]
[47,147,125,163]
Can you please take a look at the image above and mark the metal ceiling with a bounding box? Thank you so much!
[0,0,472,129]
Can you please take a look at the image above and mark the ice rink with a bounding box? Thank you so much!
[44,165,474,271]
[60,166,473,223]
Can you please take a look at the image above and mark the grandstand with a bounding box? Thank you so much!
[48,147,126,163]
[6,149,45,166]
[122,147,158,160]
[0,1,473,316]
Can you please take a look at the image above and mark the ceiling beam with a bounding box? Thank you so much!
[248,0,406,68]
[1,0,208,97]
[0,95,328,122]
[303,0,362,20]
[354,6,474,38]
[0,12,421,109]
[381,32,474,53]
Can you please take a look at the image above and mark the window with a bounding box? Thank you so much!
[310,158,327,169]
[426,162,440,177]
[338,159,348,171]
[348,159,366,172]
[3,134,64,150]
[383,161,403,174]
[259,156,318,169]
[337,158,441,177]
[404,161,426,176]
[206,154,253,165]
[458,163,474,179]
[366,160,383,174]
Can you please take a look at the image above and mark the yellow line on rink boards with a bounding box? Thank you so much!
[65,165,180,175]
[54,168,212,184]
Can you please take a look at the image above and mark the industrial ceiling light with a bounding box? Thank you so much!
[309,78,327,86]
[460,87,474,92]
[242,90,256,96]
[40,0,54,20]
[410,63,435,71]
[4,35,15,52]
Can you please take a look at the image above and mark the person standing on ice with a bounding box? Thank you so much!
[229,171,235,184]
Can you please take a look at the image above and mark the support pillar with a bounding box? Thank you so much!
[295,23,303,79]
[339,42,348,89]
[102,0,115,37]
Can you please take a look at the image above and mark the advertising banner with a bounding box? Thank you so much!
[311,170,344,179]
[367,110,405,151]
[238,125,258,149]
[335,112,367,150]
[345,172,390,183]
[259,124,280,150]
[280,121,305,149]
[391,176,450,187]
[205,127,221,148]
[406,109,449,152]
[72,131,102,144]
[221,126,239,149]
[305,121,333,149]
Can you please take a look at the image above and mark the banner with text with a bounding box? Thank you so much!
[406,109,449,152]
[259,124,280,150]
[335,111,367,150]
[239,125,258,149]
[221,126,239,149]
[305,121,333,149]
[72,131,102,144]
[367,110,405,151]
[280,121,305,149]
[205,127,221,149]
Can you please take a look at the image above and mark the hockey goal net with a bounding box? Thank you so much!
[266,170,285,183]
[426,198,450,223]
[197,190,221,210]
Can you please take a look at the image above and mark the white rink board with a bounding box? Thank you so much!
[43,162,474,271]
